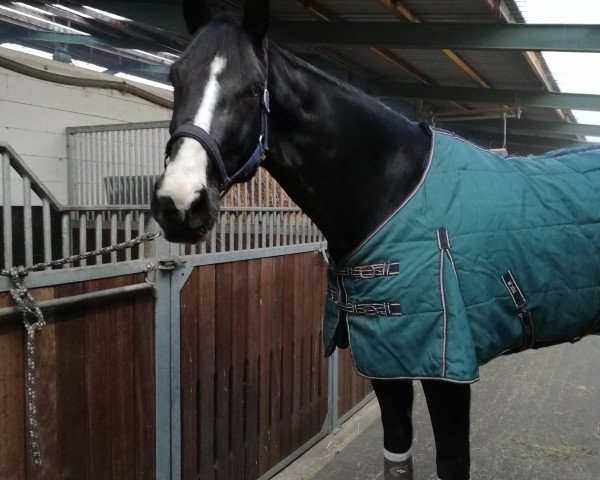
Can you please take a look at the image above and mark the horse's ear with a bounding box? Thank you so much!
[183,0,212,35]
[242,0,269,44]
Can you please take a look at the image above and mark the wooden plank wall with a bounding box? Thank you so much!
[0,274,155,480]
[180,252,329,480]
[337,347,373,419]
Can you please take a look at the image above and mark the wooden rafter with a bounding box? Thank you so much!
[292,0,434,85]
[479,0,570,123]
[377,0,491,89]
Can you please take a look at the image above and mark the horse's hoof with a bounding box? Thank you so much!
[384,456,414,480]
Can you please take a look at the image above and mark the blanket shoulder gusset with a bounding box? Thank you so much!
[324,130,600,381]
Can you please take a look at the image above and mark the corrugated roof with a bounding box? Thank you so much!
[0,0,586,152]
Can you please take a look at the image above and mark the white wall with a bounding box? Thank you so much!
[0,47,172,205]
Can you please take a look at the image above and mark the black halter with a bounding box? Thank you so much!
[165,87,270,197]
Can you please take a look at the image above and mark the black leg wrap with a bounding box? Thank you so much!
[422,380,471,480]
[372,379,414,454]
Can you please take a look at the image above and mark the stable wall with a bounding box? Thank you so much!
[0,47,172,205]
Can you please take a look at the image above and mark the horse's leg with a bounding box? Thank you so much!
[372,379,415,480]
[422,380,471,480]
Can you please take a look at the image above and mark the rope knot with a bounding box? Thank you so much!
[10,265,29,279]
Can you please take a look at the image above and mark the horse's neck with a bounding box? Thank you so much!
[264,45,432,262]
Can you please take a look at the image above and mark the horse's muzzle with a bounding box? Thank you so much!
[151,186,214,244]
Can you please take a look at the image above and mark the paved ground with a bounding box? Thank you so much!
[278,337,599,480]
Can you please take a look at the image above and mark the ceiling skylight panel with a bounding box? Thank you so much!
[517,0,600,141]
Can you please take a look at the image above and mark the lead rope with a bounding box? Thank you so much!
[0,232,160,466]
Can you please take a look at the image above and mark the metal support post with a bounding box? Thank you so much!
[328,349,340,431]
[154,234,176,480]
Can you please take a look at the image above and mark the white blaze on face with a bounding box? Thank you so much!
[157,55,227,211]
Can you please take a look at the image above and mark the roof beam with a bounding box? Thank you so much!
[442,118,600,137]
[376,0,491,88]
[376,82,600,111]
[290,0,434,84]
[480,0,570,124]
[270,22,600,52]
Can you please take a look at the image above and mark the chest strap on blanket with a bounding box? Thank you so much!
[328,288,402,317]
[502,271,535,350]
[329,261,400,279]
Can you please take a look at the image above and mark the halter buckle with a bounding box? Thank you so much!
[263,89,271,113]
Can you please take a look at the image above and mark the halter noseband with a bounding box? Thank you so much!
[164,87,270,198]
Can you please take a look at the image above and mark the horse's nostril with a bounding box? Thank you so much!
[153,195,183,226]
[188,189,211,230]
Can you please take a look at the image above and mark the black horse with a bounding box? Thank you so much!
[153,1,487,479]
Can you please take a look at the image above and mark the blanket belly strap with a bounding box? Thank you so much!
[502,271,535,351]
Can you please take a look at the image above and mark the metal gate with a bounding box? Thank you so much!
[0,141,373,479]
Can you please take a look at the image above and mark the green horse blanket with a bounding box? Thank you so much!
[324,129,600,383]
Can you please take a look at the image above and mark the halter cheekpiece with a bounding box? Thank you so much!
[165,85,270,197]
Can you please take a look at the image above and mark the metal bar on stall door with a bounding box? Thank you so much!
[71,135,78,205]
[61,213,70,266]
[251,170,256,207]
[282,211,288,247]
[23,176,33,266]
[66,134,75,205]
[237,212,243,251]
[261,212,267,248]
[210,220,217,254]
[95,131,100,206]
[79,213,87,267]
[302,214,308,244]
[245,212,252,250]
[275,212,281,247]
[43,198,52,268]
[220,213,226,252]
[229,211,235,251]
[125,212,132,261]
[94,132,101,206]
[268,212,274,248]
[125,130,132,206]
[139,212,146,259]
[111,213,118,263]
[294,212,300,245]
[118,130,124,207]
[104,132,111,206]
[90,132,96,206]
[95,212,103,265]
[134,129,141,205]
[2,153,13,269]
[108,131,115,206]
[143,129,149,204]
[83,133,88,206]
[133,129,139,205]
[130,130,137,206]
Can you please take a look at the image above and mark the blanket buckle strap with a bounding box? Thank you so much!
[502,271,535,350]
[329,261,400,279]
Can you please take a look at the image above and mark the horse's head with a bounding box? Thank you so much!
[152,0,270,243]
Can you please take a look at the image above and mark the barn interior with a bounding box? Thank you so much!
[0,2,598,480]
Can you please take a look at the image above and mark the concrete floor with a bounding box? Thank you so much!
[277,337,599,480]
